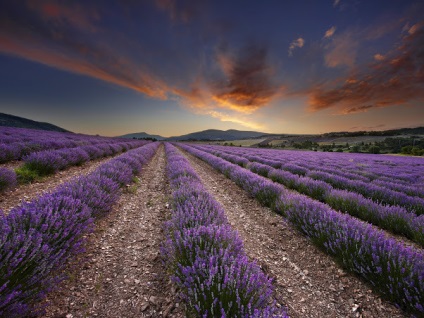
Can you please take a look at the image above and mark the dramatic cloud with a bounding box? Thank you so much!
[309,22,424,112]
[212,44,279,112]
[0,2,280,130]
[174,44,279,115]
[0,2,169,99]
[324,26,336,38]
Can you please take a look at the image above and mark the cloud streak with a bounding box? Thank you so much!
[207,110,265,130]
[309,21,424,112]
[0,2,170,99]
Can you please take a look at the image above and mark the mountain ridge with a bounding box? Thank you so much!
[0,112,70,132]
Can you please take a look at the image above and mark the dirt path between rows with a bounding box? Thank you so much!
[180,148,406,318]
[42,145,184,318]
[0,155,120,213]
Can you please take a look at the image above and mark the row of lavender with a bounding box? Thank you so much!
[203,145,424,198]
[189,145,424,247]
[196,145,424,215]
[0,140,150,194]
[179,144,424,315]
[0,142,159,317]
[163,143,287,317]
[0,126,143,163]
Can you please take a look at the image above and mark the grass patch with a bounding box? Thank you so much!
[15,166,42,184]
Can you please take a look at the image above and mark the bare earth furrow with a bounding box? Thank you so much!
[42,145,184,318]
[181,148,405,318]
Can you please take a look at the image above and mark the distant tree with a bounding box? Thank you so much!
[411,147,424,156]
[401,145,413,154]
[369,146,380,154]
[350,145,360,153]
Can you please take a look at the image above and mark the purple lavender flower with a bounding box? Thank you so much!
[0,168,17,193]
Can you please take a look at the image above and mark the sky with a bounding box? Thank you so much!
[0,0,423,137]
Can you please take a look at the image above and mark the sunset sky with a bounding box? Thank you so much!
[0,0,423,137]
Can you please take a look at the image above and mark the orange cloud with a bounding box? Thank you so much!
[309,21,424,113]
[373,53,385,61]
[172,44,281,117]
[324,31,358,68]
[324,26,336,38]
[0,34,169,99]
[288,38,305,56]
[211,44,279,113]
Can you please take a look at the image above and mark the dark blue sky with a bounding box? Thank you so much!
[0,0,423,136]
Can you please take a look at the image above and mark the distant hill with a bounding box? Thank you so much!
[167,129,269,141]
[0,113,70,132]
[119,132,165,140]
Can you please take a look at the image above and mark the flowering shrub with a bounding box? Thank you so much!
[22,151,67,176]
[56,148,90,166]
[0,168,17,193]
[0,195,92,317]
[93,161,133,187]
[163,143,287,317]
[56,175,120,219]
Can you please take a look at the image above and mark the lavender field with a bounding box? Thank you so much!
[0,127,423,317]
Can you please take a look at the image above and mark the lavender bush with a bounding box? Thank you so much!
[22,151,67,176]
[0,195,92,317]
[56,175,120,219]
[0,168,17,193]
[93,161,133,187]
[56,148,90,166]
